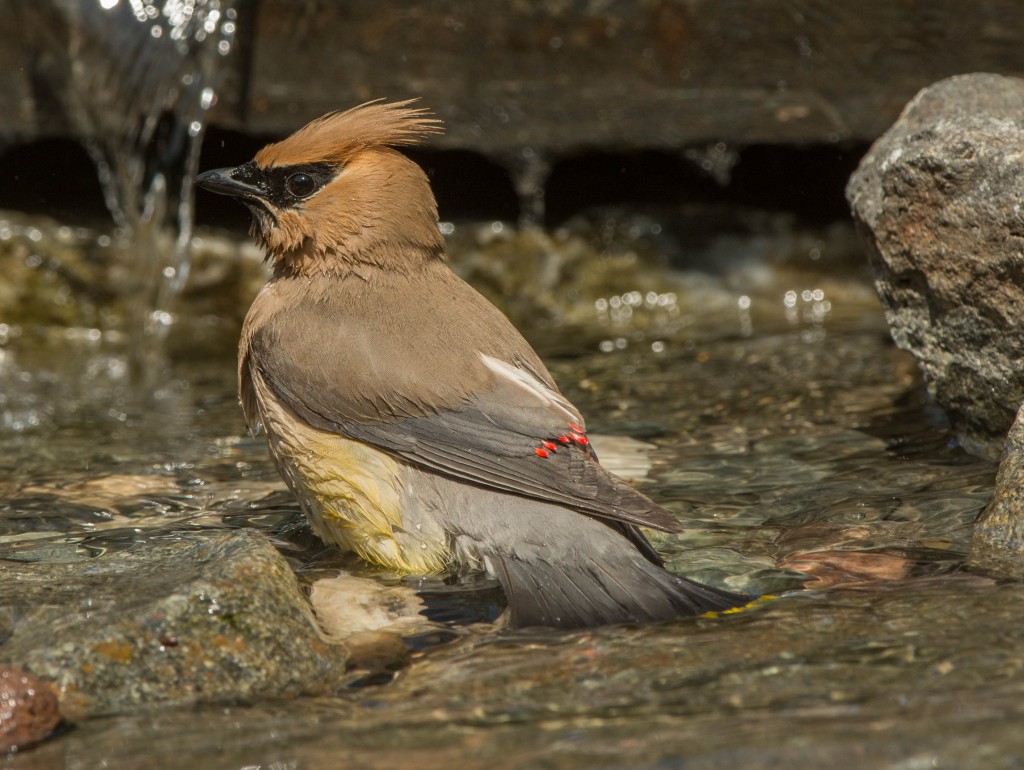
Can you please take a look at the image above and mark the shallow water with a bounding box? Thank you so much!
[1,215,1010,768]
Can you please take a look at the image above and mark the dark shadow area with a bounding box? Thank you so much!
[728,144,867,224]
[408,148,521,223]
[0,138,109,225]
[545,150,722,226]
[0,131,868,234]
[544,143,868,228]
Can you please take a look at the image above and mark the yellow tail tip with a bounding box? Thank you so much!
[699,593,779,619]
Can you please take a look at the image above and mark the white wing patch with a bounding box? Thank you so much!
[479,354,582,425]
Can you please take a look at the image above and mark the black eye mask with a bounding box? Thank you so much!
[230,161,340,209]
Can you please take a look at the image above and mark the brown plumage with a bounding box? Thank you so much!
[195,100,746,628]
[254,101,442,167]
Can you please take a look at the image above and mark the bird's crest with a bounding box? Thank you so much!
[254,99,443,168]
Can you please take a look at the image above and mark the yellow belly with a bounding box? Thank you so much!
[252,373,449,574]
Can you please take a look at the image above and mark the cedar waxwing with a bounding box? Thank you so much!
[195,100,746,628]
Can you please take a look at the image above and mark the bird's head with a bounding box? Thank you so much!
[195,100,445,276]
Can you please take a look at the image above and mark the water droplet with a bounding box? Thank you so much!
[151,310,175,327]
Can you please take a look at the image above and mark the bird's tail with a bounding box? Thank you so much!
[408,467,747,629]
[488,548,747,629]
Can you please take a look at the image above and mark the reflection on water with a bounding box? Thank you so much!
[0,214,1007,767]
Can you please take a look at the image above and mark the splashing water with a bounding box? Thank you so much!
[24,0,237,388]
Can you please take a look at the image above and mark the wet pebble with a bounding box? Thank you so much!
[0,666,61,753]
[341,631,411,676]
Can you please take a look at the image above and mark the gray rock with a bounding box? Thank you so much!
[846,73,1024,458]
[0,530,349,718]
[972,403,1024,571]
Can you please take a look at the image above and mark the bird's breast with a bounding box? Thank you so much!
[249,369,450,574]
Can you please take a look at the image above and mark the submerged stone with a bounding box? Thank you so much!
[0,530,349,718]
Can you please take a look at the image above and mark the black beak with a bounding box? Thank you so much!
[194,164,266,201]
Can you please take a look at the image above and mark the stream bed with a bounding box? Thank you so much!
[0,212,1012,769]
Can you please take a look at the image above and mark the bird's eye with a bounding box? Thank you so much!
[286,172,316,198]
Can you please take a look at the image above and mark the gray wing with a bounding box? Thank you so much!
[332,393,682,533]
[242,293,682,534]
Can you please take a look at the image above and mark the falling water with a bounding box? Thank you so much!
[21,0,237,389]
[506,146,550,229]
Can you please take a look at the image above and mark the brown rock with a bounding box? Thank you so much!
[779,550,913,589]
[0,666,61,753]
[8,1,1024,151]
